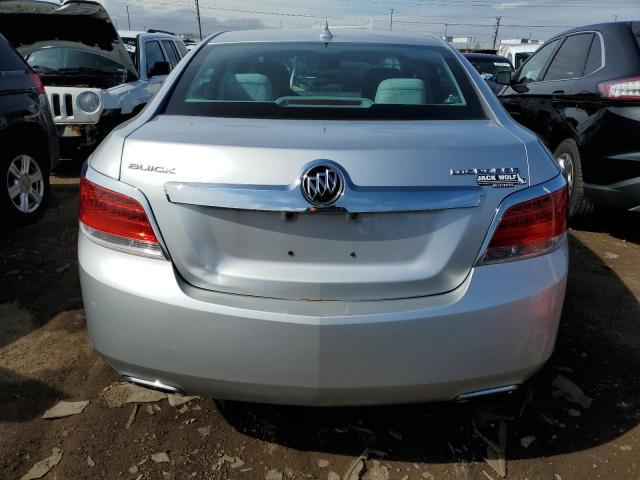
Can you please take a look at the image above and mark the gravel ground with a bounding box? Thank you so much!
[0,169,638,480]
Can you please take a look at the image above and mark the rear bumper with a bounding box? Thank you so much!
[582,106,640,210]
[79,234,568,406]
[585,175,640,211]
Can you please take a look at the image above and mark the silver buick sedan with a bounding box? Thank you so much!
[79,28,568,406]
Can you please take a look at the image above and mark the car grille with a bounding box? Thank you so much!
[49,93,74,119]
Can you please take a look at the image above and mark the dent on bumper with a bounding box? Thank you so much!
[79,234,568,406]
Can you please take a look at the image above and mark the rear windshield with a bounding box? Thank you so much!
[164,42,485,120]
[467,58,513,78]
[0,36,27,72]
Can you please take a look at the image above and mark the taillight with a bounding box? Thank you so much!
[478,186,567,265]
[598,76,640,100]
[79,178,164,259]
[28,70,45,94]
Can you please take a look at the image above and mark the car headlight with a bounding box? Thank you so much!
[77,91,100,113]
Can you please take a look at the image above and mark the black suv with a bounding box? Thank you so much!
[498,22,640,217]
[0,33,58,224]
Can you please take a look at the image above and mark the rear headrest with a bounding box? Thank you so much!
[223,73,274,101]
[361,68,410,100]
[374,78,427,105]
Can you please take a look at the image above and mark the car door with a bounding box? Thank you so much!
[144,39,169,95]
[499,38,562,134]
[537,32,595,145]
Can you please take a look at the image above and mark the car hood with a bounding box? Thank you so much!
[0,0,137,81]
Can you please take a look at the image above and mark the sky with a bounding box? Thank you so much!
[101,0,639,47]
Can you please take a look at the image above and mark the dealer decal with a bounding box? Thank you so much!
[450,167,527,188]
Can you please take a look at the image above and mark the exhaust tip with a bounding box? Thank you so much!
[124,376,184,395]
[455,384,519,402]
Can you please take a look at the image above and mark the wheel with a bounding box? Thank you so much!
[553,139,593,218]
[1,143,50,225]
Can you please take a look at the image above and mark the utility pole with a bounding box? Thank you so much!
[444,23,448,37]
[194,0,203,40]
[126,5,131,30]
[389,8,394,31]
[492,16,501,50]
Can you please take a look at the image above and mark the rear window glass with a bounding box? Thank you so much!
[0,37,26,71]
[544,33,593,81]
[583,35,602,75]
[467,58,513,78]
[161,40,179,68]
[164,42,485,120]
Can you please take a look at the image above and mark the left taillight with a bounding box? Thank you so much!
[598,76,640,100]
[477,186,568,265]
[79,177,165,259]
[28,70,45,94]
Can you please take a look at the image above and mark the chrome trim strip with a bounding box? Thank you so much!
[83,166,171,259]
[473,173,567,265]
[455,384,519,401]
[123,376,184,395]
[164,181,484,213]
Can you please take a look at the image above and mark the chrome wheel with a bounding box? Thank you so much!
[556,152,575,196]
[6,154,45,213]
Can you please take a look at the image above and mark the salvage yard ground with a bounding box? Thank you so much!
[1,168,639,480]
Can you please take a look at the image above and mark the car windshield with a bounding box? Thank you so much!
[165,42,485,120]
[25,46,128,84]
[469,58,513,79]
[121,37,138,70]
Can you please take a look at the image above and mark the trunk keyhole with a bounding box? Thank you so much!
[288,251,295,257]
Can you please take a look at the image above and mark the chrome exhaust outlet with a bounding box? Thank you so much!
[455,384,519,402]
[124,376,185,396]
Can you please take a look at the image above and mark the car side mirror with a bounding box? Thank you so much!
[148,61,170,78]
[494,70,512,85]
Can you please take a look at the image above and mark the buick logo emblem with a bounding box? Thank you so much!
[301,164,344,207]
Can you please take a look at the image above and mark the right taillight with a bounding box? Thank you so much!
[28,70,45,95]
[79,177,165,259]
[598,76,640,100]
[478,186,567,265]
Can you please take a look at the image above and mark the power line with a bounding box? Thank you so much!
[126,0,577,28]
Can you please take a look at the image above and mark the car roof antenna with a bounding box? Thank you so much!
[320,20,333,47]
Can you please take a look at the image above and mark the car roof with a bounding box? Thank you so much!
[551,21,634,39]
[209,28,446,47]
[499,44,540,52]
[463,53,511,62]
[118,30,180,39]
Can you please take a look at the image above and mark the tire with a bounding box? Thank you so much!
[553,139,594,218]
[0,142,50,226]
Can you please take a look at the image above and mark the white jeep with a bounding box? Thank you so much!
[0,0,187,159]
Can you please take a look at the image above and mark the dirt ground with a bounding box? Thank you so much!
[1,168,638,480]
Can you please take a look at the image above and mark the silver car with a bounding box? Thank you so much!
[79,29,568,406]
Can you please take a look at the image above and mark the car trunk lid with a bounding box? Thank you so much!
[120,115,530,301]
